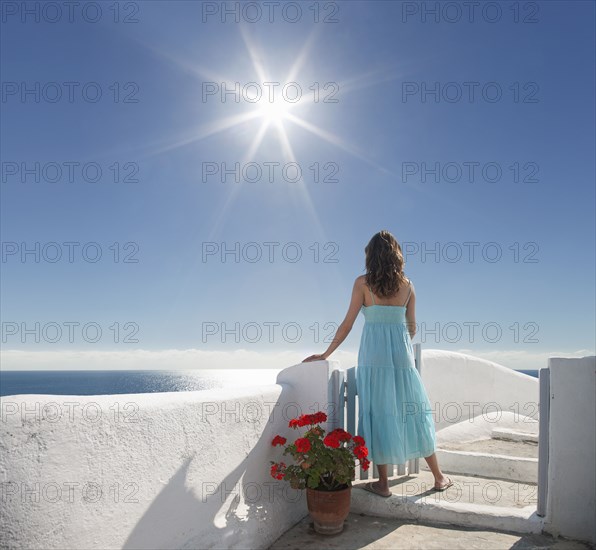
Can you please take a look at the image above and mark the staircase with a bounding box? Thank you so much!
[350,427,542,534]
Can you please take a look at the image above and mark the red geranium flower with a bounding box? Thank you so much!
[298,415,310,427]
[323,434,341,448]
[329,428,352,442]
[289,412,328,428]
[354,445,368,459]
[270,462,286,480]
[295,437,311,453]
[272,435,287,446]
[313,411,327,423]
[271,411,366,491]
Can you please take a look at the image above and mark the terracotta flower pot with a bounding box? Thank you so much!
[306,486,351,535]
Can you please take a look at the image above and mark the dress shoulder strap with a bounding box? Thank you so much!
[403,279,413,307]
[368,285,375,305]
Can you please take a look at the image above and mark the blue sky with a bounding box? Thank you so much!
[1,0,594,371]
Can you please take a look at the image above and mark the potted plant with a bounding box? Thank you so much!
[270,411,370,535]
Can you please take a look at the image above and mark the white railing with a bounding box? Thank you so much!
[331,343,422,480]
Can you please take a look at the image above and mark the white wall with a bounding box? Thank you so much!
[544,356,596,544]
[421,350,539,430]
[0,360,337,550]
[3,352,593,547]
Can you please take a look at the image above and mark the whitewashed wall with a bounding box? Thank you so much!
[3,352,593,547]
[421,350,539,430]
[0,360,338,550]
[544,356,596,544]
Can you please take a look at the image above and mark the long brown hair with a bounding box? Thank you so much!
[364,230,408,298]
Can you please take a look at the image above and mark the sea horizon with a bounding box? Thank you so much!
[0,367,538,397]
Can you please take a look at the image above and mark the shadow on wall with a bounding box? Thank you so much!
[122,382,304,550]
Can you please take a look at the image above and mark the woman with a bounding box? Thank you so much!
[303,230,452,496]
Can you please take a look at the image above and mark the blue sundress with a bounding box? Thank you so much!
[356,282,436,465]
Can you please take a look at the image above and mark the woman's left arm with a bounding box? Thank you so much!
[302,278,363,362]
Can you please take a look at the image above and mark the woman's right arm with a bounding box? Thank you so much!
[405,282,416,340]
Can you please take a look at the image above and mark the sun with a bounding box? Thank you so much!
[128,25,393,179]
[255,96,293,125]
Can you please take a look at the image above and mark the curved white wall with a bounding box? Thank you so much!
[2,351,592,547]
[421,349,539,430]
[0,361,338,550]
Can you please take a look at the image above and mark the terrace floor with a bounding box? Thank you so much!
[268,512,593,549]
[351,470,538,508]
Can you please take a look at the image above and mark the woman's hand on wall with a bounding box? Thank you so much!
[302,354,327,363]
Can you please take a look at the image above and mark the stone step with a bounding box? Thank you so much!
[427,449,538,484]
[350,470,541,535]
[428,437,539,484]
[491,427,539,444]
[440,437,538,458]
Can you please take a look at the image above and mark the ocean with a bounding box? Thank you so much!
[0,369,282,397]
[0,368,538,397]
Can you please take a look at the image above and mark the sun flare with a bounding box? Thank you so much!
[256,97,293,125]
